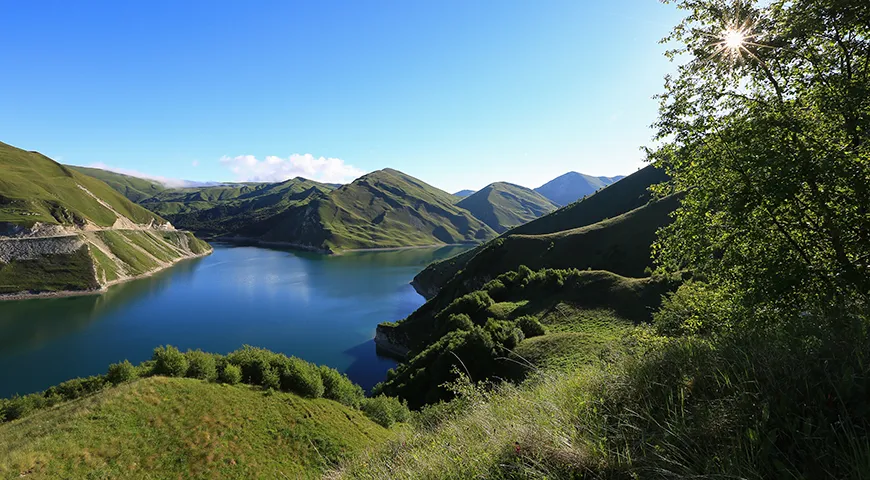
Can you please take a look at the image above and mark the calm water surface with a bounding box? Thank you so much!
[0,243,469,397]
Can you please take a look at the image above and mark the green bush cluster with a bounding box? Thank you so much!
[360,395,411,428]
[152,345,188,377]
[0,375,108,422]
[184,349,217,381]
[0,345,402,428]
[107,360,137,385]
[517,316,546,338]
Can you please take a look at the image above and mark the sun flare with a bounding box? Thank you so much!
[723,28,746,50]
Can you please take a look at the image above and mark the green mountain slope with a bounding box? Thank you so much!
[253,169,497,251]
[145,178,335,236]
[413,164,670,297]
[534,171,625,206]
[0,141,212,297]
[0,142,165,229]
[375,267,680,407]
[456,182,558,233]
[0,376,390,479]
[67,166,168,203]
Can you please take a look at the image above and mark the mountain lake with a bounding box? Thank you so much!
[0,243,470,397]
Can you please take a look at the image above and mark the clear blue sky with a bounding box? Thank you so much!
[1,1,682,192]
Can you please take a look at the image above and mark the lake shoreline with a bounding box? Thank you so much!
[209,236,474,255]
[0,249,212,302]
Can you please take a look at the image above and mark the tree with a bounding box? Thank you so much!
[649,0,870,326]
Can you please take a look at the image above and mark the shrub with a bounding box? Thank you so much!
[152,345,189,377]
[279,358,324,398]
[44,375,108,400]
[219,364,242,384]
[361,395,411,428]
[653,281,734,337]
[319,366,365,407]
[226,346,281,386]
[485,319,524,350]
[445,313,474,333]
[185,349,217,381]
[444,291,494,318]
[262,365,281,390]
[517,316,546,338]
[107,360,137,385]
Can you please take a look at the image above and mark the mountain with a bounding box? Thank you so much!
[455,182,558,233]
[413,164,670,298]
[0,141,211,298]
[534,171,625,206]
[79,167,498,252]
[453,189,475,198]
[253,168,497,251]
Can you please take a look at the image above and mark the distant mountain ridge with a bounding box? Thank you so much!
[456,182,557,233]
[534,171,625,206]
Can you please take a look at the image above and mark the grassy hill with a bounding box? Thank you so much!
[0,142,212,297]
[375,266,681,407]
[456,182,557,233]
[253,169,497,251]
[67,166,169,203]
[413,164,670,297]
[0,376,390,479]
[534,171,625,206]
[0,142,165,229]
[80,167,498,252]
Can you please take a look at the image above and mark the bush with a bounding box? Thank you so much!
[219,364,242,384]
[226,346,281,386]
[262,365,281,390]
[279,358,324,398]
[44,375,108,400]
[185,349,217,381]
[517,316,546,338]
[653,281,734,337]
[445,313,474,333]
[444,291,494,318]
[485,319,524,350]
[361,395,411,428]
[152,345,189,377]
[319,366,365,407]
[107,360,137,385]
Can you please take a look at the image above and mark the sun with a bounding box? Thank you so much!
[722,28,746,51]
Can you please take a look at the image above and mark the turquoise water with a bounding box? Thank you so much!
[0,243,467,397]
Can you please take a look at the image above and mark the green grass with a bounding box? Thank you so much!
[0,377,391,479]
[0,141,164,227]
[96,230,160,275]
[89,245,121,283]
[376,267,680,408]
[338,324,870,479]
[0,246,99,294]
[67,166,168,203]
[456,182,557,233]
[121,231,178,264]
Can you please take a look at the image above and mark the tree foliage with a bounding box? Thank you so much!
[650,0,870,325]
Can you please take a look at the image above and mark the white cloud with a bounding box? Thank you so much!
[87,163,198,188]
[191,160,200,167]
[219,154,365,184]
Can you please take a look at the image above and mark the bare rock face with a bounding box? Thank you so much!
[374,324,411,359]
[0,236,86,263]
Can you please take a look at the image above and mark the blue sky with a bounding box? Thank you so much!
[1,1,682,192]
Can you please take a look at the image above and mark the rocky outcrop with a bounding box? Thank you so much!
[374,324,411,359]
[0,230,212,300]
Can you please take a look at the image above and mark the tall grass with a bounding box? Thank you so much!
[336,322,870,479]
